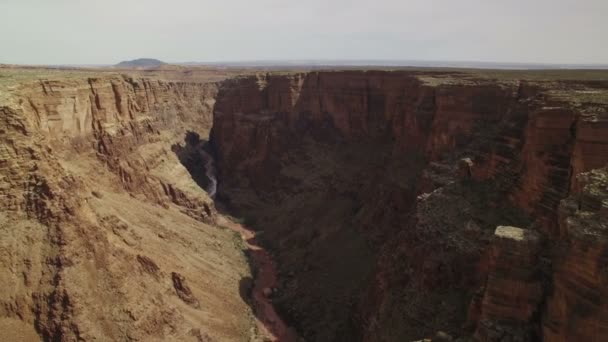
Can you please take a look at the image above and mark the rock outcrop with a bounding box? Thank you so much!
[543,167,608,341]
[473,226,543,341]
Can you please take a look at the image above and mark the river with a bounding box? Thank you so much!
[200,149,217,198]
[203,151,295,341]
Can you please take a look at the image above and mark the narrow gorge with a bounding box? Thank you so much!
[0,68,607,341]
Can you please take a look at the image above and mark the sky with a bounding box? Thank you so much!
[0,0,606,65]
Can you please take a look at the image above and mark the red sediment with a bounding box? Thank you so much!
[217,216,296,342]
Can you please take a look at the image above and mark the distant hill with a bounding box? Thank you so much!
[115,58,166,68]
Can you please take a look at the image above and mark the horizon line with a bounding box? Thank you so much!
[3,58,608,70]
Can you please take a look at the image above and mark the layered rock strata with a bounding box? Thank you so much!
[1,68,607,341]
[0,74,254,341]
[13,77,219,219]
[543,167,608,341]
[209,71,608,341]
[473,226,543,341]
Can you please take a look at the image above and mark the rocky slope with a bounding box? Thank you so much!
[1,67,607,341]
[0,70,257,341]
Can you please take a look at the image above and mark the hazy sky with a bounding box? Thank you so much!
[1,0,606,65]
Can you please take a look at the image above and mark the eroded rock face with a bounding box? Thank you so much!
[15,76,219,221]
[212,73,607,231]
[473,226,543,341]
[0,74,254,341]
[209,71,608,341]
[543,168,608,341]
[1,68,608,341]
[211,72,520,186]
[172,272,201,308]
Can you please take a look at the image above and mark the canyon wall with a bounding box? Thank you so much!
[210,71,608,341]
[213,73,608,231]
[10,76,219,218]
[543,167,608,341]
[1,69,606,341]
[0,75,256,341]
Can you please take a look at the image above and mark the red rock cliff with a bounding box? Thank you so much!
[543,167,608,341]
[210,71,608,341]
[213,72,607,229]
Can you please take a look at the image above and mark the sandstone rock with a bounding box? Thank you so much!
[473,226,543,342]
[0,70,258,341]
[15,76,219,221]
[543,167,608,342]
[136,255,160,278]
[171,272,201,308]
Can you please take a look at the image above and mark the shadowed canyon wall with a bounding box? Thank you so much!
[209,71,608,341]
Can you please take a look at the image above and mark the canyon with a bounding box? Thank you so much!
[0,66,607,341]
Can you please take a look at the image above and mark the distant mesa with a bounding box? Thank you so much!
[115,58,167,69]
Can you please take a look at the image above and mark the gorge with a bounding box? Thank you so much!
[0,67,607,341]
